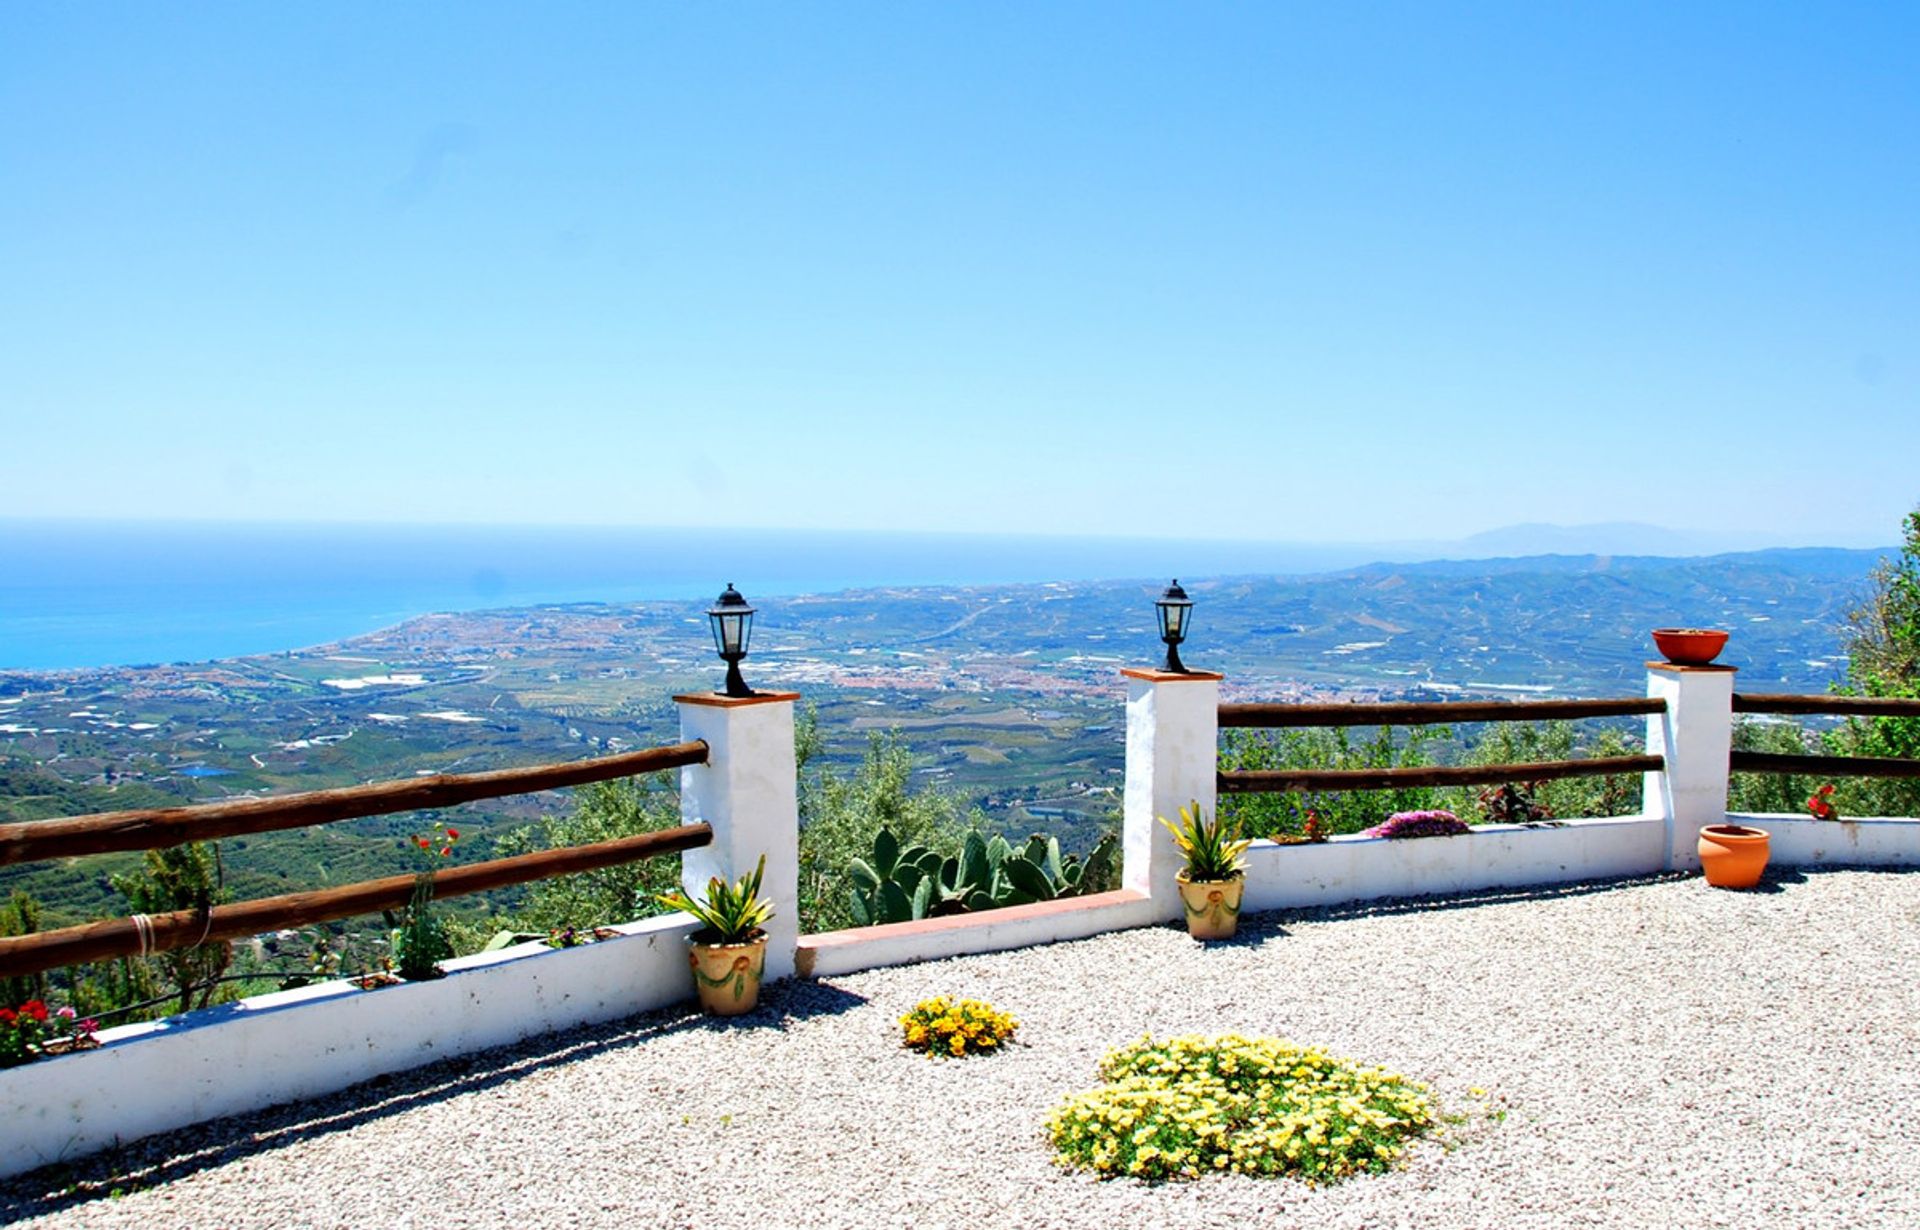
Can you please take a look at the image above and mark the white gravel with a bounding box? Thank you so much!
[7,868,1920,1229]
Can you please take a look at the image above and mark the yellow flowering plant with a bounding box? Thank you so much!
[899,996,1018,1058]
[1046,1034,1436,1183]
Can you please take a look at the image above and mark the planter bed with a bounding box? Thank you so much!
[1241,815,1667,913]
[0,913,700,1180]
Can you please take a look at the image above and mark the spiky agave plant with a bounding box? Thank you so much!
[656,854,775,943]
[1159,800,1251,882]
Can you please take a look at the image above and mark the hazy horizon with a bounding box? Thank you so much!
[0,517,1895,672]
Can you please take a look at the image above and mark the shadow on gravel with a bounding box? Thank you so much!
[1247,872,1693,928]
[1236,864,1920,922]
[1734,863,1920,893]
[1180,916,1288,948]
[0,978,867,1222]
[1740,866,1811,894]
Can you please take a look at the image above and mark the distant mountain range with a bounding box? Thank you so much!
[1182,545,1885,695]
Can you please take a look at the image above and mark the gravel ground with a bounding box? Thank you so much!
[7,868,1920,1230]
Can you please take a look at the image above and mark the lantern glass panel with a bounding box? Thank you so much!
[712,611,750,657]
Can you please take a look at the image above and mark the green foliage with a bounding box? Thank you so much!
[1729,505,1920,822]
[657,854,774,942]
[1842,507,1920,693]
[1,891,47,1010]
[489,778,683,936]
[1159,800,1250,881]
[391,875,452,981]
[1728,719,1819,814]
[1224,721,1645,840]
[1829,505,1920,816]
[1445,722,1640,820]
[1047,1034,1437,1182]
[846,827,1118,925]
[387,822,457,979]
[111,842,232,1015]
[1220,726,1446,838]
[796,707,971,932]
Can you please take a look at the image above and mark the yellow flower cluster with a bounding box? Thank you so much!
[1046,1034,1436,1183]
[899,996,1018,1059]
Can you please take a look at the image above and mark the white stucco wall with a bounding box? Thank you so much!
[0,913,700,1180]
[1724,813,1920,867]
[1240,817,1668,912]
[797,891,1164,979]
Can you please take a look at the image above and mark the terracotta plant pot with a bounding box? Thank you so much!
[689,932,768,1016]
[1176,871,1244,940]
[1698,824,1770,889]
[1652,628,1730,666]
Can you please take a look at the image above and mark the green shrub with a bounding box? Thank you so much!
[1047,1034,1436,1183]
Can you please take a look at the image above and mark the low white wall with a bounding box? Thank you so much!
[797,890,1167,979]
[1725,813,1920,867]
[1241,816,1668,913]
[0,913,701,1180]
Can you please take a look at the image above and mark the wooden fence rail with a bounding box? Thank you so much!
[1218,697,1664,729]
[1728,751,1920,780]
[1218,754,1664,795]
[0,741,709,868]
[0,823,713,978]
[1732,694,1920,718]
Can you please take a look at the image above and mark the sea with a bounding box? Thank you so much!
[0,520,1386,672]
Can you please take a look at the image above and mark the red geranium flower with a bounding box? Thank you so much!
[445,828,459,840]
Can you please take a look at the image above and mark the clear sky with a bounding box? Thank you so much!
[3,3,1914,545]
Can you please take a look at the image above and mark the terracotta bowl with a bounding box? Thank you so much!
[1651,627,1729,666]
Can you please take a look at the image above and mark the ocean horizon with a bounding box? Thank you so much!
[0,520,1398,672]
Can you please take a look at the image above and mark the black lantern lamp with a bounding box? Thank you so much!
[1156,579,1194,673]
[708,583,756,697]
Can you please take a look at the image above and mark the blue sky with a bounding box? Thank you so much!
[3,3,1915,545]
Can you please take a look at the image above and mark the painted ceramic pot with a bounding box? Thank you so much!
[1698,824,1770,889]
[1176,871,1244,940]
[689,932,768,1016]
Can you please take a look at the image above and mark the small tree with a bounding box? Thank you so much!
[1219,725,1445,838]
[492,778,684,934]
[112,843,232,1015]
[1829,505,1920,815]
[0,891,47,1009]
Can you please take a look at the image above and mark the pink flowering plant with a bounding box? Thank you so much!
[1,1002,100,1067]
[1362,810,1471,840]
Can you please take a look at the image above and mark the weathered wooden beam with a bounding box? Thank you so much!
[1732,693,1920,718]
[0,741,709,867]
[1218,754,1665,794]
[1728,751,1920,779]
[0,823,714,978]
[1218,698,1665,728]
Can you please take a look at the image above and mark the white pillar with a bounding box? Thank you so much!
[1121,668,1223,916]
[1645,663,1736,872]
[674,691,801,981]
